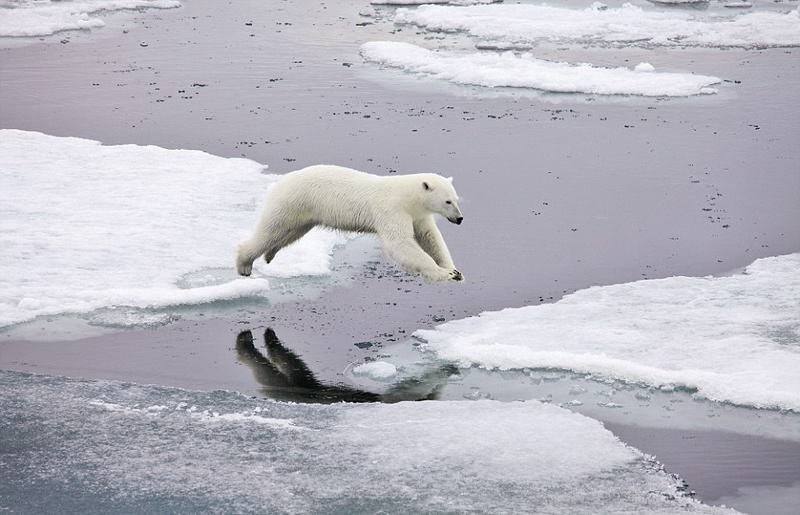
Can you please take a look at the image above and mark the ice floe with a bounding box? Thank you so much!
[416,253,800,412]
[0,0,181,38]
[392,3,800,49]
[361,41,721,96]
[0,130,348,328]
[0,370,738,514]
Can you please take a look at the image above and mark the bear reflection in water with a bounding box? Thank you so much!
[236,329,459,403]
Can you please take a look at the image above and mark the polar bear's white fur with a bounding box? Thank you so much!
[236,165,464,283]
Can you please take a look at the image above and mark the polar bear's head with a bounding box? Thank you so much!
[421,175,463,225]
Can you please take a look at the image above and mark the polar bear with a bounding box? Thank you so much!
[236,165,464,283]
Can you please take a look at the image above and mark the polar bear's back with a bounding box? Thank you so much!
[268,165,385,233]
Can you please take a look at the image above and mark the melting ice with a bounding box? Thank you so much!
[0,0,181,38]
[416,253,800,412]
[0,130,349,329]
[0,370,739,514]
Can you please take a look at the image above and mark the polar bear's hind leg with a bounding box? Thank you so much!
[236,211,297,275]
[263,223,314,264]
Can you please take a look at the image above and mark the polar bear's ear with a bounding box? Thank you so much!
[447,176,453,183]
[422,181,431,191]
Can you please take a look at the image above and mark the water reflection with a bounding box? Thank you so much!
[236,329,458,404]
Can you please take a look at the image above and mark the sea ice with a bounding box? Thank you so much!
[0,0,181,38]
[361,41,720,96]
[0,130,348,328]
[393,3,800,49]
[416,253,800,412]
[0,370,739,514]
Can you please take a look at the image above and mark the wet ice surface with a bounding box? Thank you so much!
[346,333,800,440]
[0,369,739,515]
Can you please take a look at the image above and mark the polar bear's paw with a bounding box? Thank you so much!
[236,252,253,276]
[237,262,253,276]
[424,268,464,283]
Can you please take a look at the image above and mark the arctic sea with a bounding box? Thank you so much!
[1,0,799,513]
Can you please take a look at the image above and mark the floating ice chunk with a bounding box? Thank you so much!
[352,361,399,380]
[416,253,800,412]
[393,3,800,48]
[0,130,346,328]
[635,62,656,72]
[361,41,720,96]
[0,0,181,38]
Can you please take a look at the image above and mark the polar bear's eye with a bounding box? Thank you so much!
[445,200,452,205]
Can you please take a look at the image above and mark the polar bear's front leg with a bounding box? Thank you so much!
[378,225,459,283]
[414,216,456,270]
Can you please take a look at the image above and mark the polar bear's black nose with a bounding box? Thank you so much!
[455,216,463,225]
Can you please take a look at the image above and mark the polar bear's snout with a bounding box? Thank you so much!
[446,203,463,225]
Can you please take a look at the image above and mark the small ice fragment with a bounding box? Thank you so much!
[635,62,655,73]
[352,361,398,380]
[569,385,588,395]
